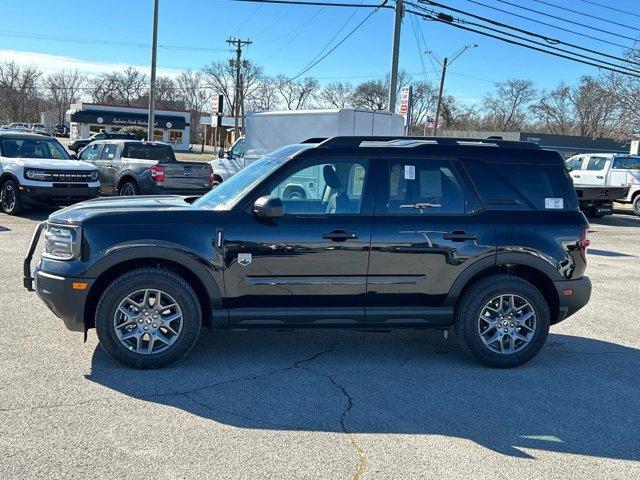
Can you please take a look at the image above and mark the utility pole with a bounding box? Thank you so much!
[427,44,477,135]
[388,0,403,112]
[432,57,447,136]
[226,38,251,138]
[147,0,159,142]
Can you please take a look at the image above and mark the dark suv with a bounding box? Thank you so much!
[24,137,591,369]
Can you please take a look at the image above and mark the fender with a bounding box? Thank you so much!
[115,170,141,190]
[0,171,21,185]
[85,242,224,313]
[444,251,561,307]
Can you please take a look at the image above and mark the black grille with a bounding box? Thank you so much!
[26,170,97,182]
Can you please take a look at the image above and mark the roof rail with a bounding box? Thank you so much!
[316,136,540,150]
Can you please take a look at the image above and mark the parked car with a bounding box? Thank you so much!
[30,123,48,135]
[53,124,68,137]
[566,153,640,216]
[0,131,99,215]
[68,132,138,153]
[24,136,591,369]
[8,123,29,132]
[77,140,214,196]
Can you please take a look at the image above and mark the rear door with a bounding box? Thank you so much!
[98,143,119,194]
[366,155,495,327]
[579,156,609,185]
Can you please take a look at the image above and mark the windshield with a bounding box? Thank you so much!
[1,138,70,159]
[194,155,284,209]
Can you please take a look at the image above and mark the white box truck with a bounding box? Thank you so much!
[210,109,404,182]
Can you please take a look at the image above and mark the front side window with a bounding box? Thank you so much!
[386,159,467,214]
[565,157,583,171]
[230,138,245,158]
[1,138,70,160]
[271,159,369,215]
[80,143,103,161]
[586,156,607,171]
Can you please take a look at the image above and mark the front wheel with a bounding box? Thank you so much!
[95,268,202,369]
[1,180,24,215]
[454,274,550,368]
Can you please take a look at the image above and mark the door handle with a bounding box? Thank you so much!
[323,230,358,241]
[596,175,604,179]
[443,230,477,242]
[574,174,581,178]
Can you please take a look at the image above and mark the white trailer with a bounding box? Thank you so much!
[211,109,404,181]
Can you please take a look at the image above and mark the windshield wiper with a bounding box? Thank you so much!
[400,203,442,211]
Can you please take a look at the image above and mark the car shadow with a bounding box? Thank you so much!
[587,248,635,257]
[589,214,640,228]
[86,330,640,461]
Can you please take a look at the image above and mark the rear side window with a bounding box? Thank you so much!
[385,158,475,215]
[586,157,607,171]
[100,144,118,160]
[464,159,566,211]
[613,156,640,169]
[124,144,175,162]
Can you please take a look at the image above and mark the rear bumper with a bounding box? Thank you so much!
[140,184,211,196]
[34,268,93,332]
[20,185,100,206]
[553,276,592,324]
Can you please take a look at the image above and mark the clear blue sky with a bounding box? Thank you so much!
[1,0,639,104]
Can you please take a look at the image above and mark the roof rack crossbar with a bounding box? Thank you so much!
[316,136,540,149]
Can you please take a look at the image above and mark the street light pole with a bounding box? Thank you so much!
[147,0,159,142]
[388,0,403,112]
[428,44,477,136]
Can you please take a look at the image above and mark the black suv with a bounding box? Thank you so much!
[24,137,591,369]
[68,132,139,153]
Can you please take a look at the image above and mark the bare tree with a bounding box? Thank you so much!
[482,79,536,131]
[274,75,319,110]
[409,80,438,128]
[570,76,621,138]
[176,70,212,143]
[352,79,387,110]
[0,61,43,122]
[89,67,148,107]
[318,81,353,108]
[43,70,87,123]
[530,82,574,135]
[246,76,280,112]
[202,59,263,116]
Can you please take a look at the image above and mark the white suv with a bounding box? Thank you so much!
[0,131,100,215]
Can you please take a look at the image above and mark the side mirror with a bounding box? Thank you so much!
[253,196,284,219]
[69,153,78,160]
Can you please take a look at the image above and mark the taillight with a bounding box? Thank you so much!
[579,226,590,263]
[209,166,215,184]
[150,165,165,183]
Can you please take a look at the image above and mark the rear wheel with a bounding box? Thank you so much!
[454,274,550,368]
[119,181,139,196]
[633,195,640,217]
[1,180,24,215]
[95,268,202,369]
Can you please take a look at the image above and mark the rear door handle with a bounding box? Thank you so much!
[323,230,358,241]
[596,175,604,179]
[443,230,477,242]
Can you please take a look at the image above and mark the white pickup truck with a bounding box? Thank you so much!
[0,131,100,215]
[566,153,639,216]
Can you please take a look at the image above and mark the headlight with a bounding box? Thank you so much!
[24,169,48,181]
[42,224,81,260]
[89,170,99,181]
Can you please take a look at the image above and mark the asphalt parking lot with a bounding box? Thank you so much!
[1,209,639,480]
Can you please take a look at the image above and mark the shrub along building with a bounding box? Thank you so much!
[66,103,191,150]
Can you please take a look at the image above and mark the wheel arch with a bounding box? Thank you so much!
[445,254,561,324]
[83,247,224,331]
[0,171,20,187]
[115,172,139,191]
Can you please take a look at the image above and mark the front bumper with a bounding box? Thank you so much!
[20,185,100,206]
[553,276,592,324]
[34,268,93,332]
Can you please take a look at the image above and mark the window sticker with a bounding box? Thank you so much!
[404,165,415,180]
[545,198,564,209]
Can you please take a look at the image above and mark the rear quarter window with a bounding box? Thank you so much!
[463,159,567,211]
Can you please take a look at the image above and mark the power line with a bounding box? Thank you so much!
[466,0,633,50]
[286,4,381,82]
[231,0,391,8]
[259,7,326,61]
[408,12,430,82]
[494,0,638,42]
[234,4,263,34]
[405,5,640,78]
[577,0,640,19]
[531,0,640,32]
[420,1,640,67]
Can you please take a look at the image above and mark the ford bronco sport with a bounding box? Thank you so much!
[24,137,592,369]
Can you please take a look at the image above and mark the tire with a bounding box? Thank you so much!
[0,180,24,215]
[283,186,306,200]
[119,181,139,196]
[633,195,640,217]
[95,267,202,369]
[454,274,550,368]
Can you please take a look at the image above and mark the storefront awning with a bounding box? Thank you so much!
[69,109,187,130]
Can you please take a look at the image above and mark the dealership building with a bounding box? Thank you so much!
[67,103,191,150]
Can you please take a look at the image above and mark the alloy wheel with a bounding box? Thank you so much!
[120,184,137,196]
[1,184,16,212]
[477,294,537,354]
[113,289,183,355]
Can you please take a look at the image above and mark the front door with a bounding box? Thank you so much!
[222,154,376,327]
[366,156,496,327]
[578,156,609,185]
